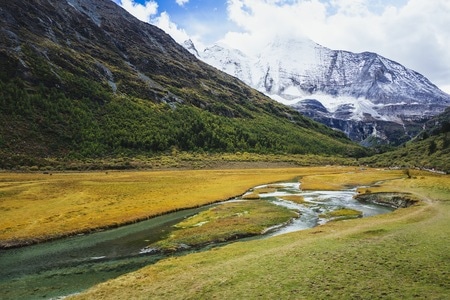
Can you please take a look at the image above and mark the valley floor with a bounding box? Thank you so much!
[0,167,448,299]
[70,169,450,299]
[0,165,359,248]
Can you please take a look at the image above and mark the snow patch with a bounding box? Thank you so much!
[282,85,305,97]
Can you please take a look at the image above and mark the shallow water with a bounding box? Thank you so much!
[0,206,211,300]
[0,181,392,299]
[248,182,392,236]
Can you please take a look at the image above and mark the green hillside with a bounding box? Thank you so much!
[361,108,450,173]
[0,0,367,169]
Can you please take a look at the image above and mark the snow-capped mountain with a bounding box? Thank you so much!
[190,37,450,146]
[182,39,200,58]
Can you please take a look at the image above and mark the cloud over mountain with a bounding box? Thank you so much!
[113,0,450,93]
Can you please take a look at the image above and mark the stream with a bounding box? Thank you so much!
[0,181,392,299]
[249,182,392,236]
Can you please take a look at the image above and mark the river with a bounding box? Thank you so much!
[0,181,392,299]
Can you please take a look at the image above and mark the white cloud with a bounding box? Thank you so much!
[112,0,450,92]
[220,0,450,93]
[113,1,192,45]
[222,0,328,54]
[329,0,371,16]
[153,12,190,43]
[151,12,207,51]
[117,0,158,22]
[176,0,189,6]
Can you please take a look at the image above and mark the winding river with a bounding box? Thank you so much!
[0,181,392,299]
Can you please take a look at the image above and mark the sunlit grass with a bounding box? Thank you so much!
[319,208,363,220]
[150,200,297,251]
[241,192,260,199]
[253,187,277,194]
[0,166,354,247]
[300,168,405,190]
[280,195,305,204]
[70,170,450,300]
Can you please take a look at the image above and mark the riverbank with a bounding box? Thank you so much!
[1,166,368,248]
[71,170,450,299]
[0,175,394,300]
[144,200,297,253]
[354,192,419,208]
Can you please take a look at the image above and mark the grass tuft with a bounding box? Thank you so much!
[280,195,305,204]
[149,200,297,251]
[319,208,363,220]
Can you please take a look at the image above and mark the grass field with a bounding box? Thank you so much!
[69,168,449,300]
[1,167,448,299]
[0,166,354,248]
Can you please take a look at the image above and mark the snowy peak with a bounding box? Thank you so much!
[201,43,253,84]
[182,39,200,57]
[189,37,450,146]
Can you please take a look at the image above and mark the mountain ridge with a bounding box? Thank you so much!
[191,38,450,146]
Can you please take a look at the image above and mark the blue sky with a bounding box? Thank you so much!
[112,0,450,93]
[156,0,236,44]
[156,0,227,29]
[112,0,237,45]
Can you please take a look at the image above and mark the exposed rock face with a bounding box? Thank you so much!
[182,39,200,58]
[193,38,450,146]
[354,192,419,208]
[291,100,423,146]
[0,0,204,95]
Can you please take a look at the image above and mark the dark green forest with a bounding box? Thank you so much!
[0,77,368,169]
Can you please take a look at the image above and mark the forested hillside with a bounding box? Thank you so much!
[0,0,367,168]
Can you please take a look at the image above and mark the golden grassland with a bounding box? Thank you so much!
[241,192,261,199]
[70,169,450,300]
[280,195,305,204]
[253,187,277,194]
[0,166,356,247]
[299,168,405,190]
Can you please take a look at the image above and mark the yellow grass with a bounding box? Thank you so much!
[253,187,277,194]
[280,195,305,204]
[0,166,356,247]
[71,170,450,300]
[241,192,260,199]
[365,169,450,202]
[320,208,362,219]
[300,168,405,190]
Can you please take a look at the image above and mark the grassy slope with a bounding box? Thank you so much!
[361,134,450,173]
[361,108,450,173]
[71,169,450,300]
